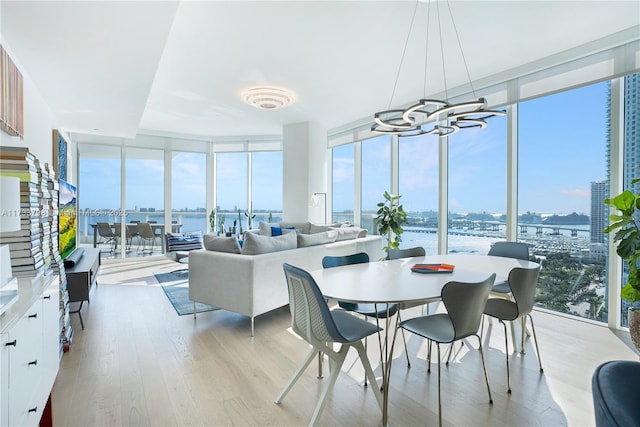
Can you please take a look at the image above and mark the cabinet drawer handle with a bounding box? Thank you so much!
[28,313,37,319]
[28,407,37,413]
[28,359,37,366]
[43,295,51,299]
[5,340,16,347]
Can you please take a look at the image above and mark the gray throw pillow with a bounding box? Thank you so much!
[309,223,333,234]
[297,230,339,248]
[278,221,311,234]
[328,226,363,241]
[241,230,297,255]
[258,221,280,236]
[203,234,241,254]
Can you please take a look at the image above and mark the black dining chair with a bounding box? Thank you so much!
[96,222,117,252]
[322,253,411,369]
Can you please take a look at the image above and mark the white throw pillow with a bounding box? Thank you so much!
[297,230,339,248]
[203,234,241,254]
[241,230,297,255]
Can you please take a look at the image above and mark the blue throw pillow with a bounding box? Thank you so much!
[271,226,294,236]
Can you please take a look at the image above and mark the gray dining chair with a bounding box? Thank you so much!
[388,246,426,261]
[487,241,530,296]
[399,273,496,427]
[275,263,383,426]
[483,265,543,393]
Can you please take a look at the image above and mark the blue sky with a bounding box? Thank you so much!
[80,81,608,217]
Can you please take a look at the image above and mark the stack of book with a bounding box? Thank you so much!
[0,147,44,277]
[35,158,52,275]
[41,163,72,354]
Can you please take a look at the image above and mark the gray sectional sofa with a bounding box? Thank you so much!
[188,221,383,336]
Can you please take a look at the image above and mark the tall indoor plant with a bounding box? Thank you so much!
[603,177,640,351]
[376,191,408,260]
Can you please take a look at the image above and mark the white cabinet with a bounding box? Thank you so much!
[0,275,60,427]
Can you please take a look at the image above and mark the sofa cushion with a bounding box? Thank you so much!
[258,221,280,236]
[166,232,203,253]
[278,221,311,234]
[297,230,339,248]
[203,234,242,254]
[241,230,298,255]
[328,226,366,241]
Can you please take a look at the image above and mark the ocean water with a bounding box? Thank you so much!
[77,212,590,256]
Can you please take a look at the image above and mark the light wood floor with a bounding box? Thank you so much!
[52,257,638,427]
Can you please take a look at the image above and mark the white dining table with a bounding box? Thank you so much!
[310,253,540,426]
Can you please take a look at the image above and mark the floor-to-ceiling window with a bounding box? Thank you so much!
[79,141,283,250]
[448,115,507,254]
[251,151,283,226]
[77,144,122,258]
[399,133,440,254]
[216,152,247,235]
[361,135,390,233]
[332,143,355,224]
[171,152,206,235]
[519,82,609,323]
[125,147,165,256]
[621,72,640,327]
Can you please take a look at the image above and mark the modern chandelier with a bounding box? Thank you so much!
[371,0,505,137]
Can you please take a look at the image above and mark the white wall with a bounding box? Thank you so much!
[282,122,310,222]
[282,121,328,223]
[0,41,62,181]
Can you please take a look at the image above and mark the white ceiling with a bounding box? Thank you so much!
[1,1,639,141]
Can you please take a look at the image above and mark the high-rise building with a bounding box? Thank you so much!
[591,180,607,243]
[624,73,640,191]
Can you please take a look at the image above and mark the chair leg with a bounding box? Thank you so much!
[396,311,411,367]
[475,335,493,404]
[310,345,349,427]
[436,343,442,427]
[317,351,323,379]
[353,341,383,409]
[275,347,318,404]
[525,314,544,373]
[427,340,432,373]
[499,319,511,393]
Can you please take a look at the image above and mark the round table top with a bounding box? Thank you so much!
[310,253,539,305]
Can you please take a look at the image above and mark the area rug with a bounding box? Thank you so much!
[154,269,218,316]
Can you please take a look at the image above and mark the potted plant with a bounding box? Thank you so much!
[603,177,640,352]
[376,191,408,260]
[217,214,226,236]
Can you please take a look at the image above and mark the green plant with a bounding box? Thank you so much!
[376,191,407,260]
[209,209,216,231]
[245,205,256,229]
[217,213,226,234]
[604,177,640,303]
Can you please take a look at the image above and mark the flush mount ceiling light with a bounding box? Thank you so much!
[242,87,294,110]
[371,0,505,137]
